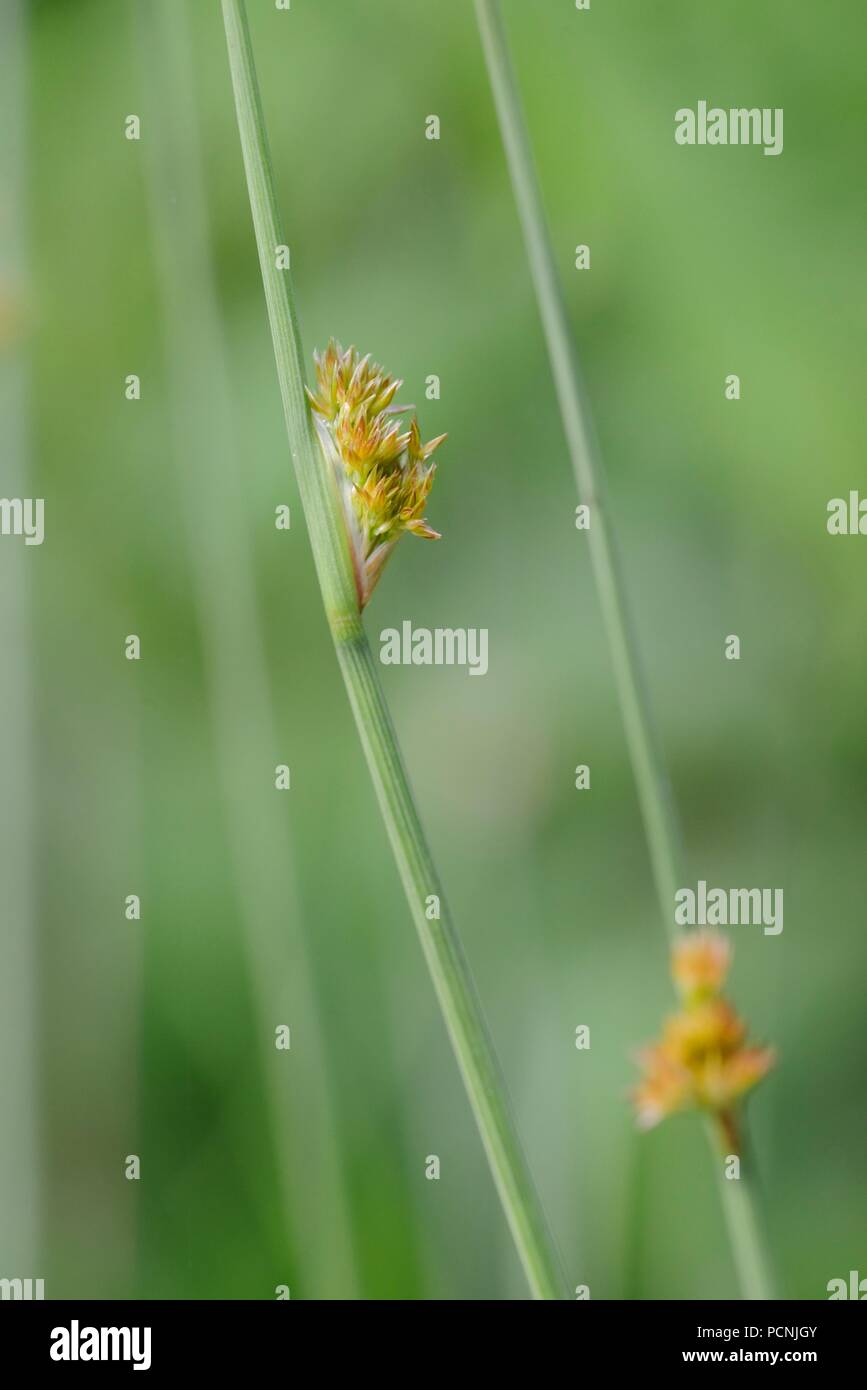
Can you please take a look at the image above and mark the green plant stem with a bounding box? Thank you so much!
[474,0,775,1300]
[0,0,38,1279]
[708,1117,776,1302]
[474,0,680,944]
[715,1161,776,1302]
[221,0,568,1301]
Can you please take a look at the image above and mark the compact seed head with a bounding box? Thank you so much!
[632,930,775,1144]
[306,341,446,609]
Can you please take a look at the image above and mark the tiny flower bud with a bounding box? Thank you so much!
[671,928,731,1003]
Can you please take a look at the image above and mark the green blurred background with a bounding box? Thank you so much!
[2,0,865,1299]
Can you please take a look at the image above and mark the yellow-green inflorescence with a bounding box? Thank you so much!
[632,929,775,1151]
[306,341,446,610]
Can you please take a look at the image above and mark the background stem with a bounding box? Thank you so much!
[474,0,775,1299]
[715,1158,777,1302]
[474,0,680,942]
[220,0,568,1300]
[139,0,359,1297]
[0,0,38,1283]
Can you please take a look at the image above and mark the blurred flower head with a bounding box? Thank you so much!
[632,930,775,1143]
[671,927,731,1004]
[307,341,446,609]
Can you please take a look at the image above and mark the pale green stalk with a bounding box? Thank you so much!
[220,0,568,1300]
[474,0,775,1299]
[138,0,358,1297]
[709,1120,776,1301]
[0,0,39,1280]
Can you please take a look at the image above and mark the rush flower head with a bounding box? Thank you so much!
[671,928,732,1005]
[632,930,775,1145]
[306,340,446,609]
